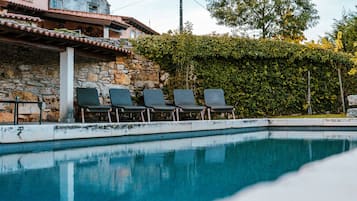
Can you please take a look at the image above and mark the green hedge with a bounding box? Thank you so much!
[133,34,356,117]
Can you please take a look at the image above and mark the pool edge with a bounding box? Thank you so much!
[2,118,357,144]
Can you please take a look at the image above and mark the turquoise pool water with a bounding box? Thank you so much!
[0,134,353,201]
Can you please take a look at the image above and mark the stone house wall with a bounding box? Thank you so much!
[0,43,162,122]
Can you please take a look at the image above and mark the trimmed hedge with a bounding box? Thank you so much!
[133,34,356,117]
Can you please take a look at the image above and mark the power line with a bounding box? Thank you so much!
[192,0,207,10]
[111,0,144,12]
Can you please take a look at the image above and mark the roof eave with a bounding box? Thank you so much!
[0,20,131,58]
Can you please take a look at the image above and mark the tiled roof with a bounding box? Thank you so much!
[0,16,131,55]
[45,9,130,29]
[48,9,122,21]
[48,9,159,35]
[120,16,160,35]
[0,1,159,35]
[0,12,42,22]
[0,0,43,12]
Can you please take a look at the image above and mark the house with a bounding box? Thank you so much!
[0,0,161,123]
[0,0,158,39]
[49,0,111,14]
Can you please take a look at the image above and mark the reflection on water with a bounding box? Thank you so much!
[0,136,353,201]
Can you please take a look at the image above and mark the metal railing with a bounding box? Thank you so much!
[0,97,43,125]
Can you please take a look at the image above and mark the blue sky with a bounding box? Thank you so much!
[108,0,356,41]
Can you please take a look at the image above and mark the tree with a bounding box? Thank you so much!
[328,6,357,54]
[206,0,319,40]
[165,21,196,89]
[327,6,357,79]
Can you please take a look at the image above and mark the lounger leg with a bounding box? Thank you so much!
[172,111,176,121]
[207,108,211,120]
[108,110,112,123]
[176,109,180,121]
[39,102,42,124]
[141,111,145,122]
[81,108,85,123]
[115,108,120,123]
[147,109,151,122]
[200,111,204,120]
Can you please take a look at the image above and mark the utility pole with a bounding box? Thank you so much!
[179,0,183,33]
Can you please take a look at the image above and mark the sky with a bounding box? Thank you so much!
[108,0,356,41]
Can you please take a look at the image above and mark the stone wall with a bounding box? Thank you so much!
[0,43,162,122]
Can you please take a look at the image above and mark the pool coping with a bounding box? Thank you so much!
[1,118,357,144]
[0,119,267,144]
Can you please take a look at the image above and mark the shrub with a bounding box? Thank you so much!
[133,34,355,117]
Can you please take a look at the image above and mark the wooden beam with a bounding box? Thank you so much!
[71,44,83,48]
[0,36,65,52]
[44,40,55,45]
[14,33,28,39]
[57,42,70,46]
[76,49,115,61]
[29,37,43,42]
[0,30,9,34]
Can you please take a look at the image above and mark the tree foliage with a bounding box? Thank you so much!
[206,0,319,40]
[328,6,357,54]
[133,34,355,117]
[326,6,357,76]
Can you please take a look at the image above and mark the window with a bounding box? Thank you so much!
[130,30,136,39]
[88,3,99,13]
[50,0,63,9]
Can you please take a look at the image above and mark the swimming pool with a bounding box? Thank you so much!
[0,130,354,201]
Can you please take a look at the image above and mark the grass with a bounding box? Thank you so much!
[273,113,346,118]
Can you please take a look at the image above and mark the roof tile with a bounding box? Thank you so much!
[0,16,131,55]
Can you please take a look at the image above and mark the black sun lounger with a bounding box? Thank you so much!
[109,88,146,122]
[173,89,205,121]
[143,89,176,122]
[204,89,235,120]
[76,88,112,123]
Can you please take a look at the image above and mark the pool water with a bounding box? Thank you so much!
[0,135,352,201]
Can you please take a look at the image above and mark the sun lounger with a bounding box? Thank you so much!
[173,89,205,120]
[143,89,176,122]
[109,88,146,122]
[204,89,235,120]
[76,88,112,123]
